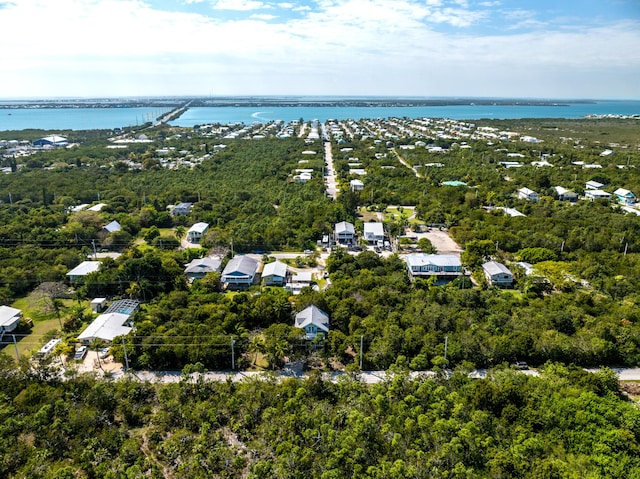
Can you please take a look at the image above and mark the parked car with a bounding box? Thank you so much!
[74,346,87,360]
[514,361,528,370]
[98,347,110,359]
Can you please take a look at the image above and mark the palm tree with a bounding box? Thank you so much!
[175,225,186,242]
[90,338,106,371]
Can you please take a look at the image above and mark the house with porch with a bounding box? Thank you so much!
[363,222,385,244]
[186,222,209,243]
[294,305,329,340]
[554,186,578,202]
[184,256,222,280]
[614,188,636,206]
[482,261,514,288]
[405,254,462,284]
[517,187,539,201]
[262,260,288,286]
[334,221,356,246]
[221,255,259,289]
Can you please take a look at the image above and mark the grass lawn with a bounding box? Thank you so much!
[9,293,90,358]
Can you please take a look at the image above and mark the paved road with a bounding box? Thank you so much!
[324,141,339,200]
[72,366,640,385]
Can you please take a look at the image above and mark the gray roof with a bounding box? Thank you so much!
[482,261,513,276]
[295,305,329,333]
[103,220,122,233]
[222,255,259,277]
[335,221,355,234]
[262,260,288,278]
[184,257,222,274]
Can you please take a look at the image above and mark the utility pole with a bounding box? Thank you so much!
[122,338,130,370]
[444,336,448,361]
[12,334,19,361]
[231,337,236,370]
[92,240,97,258]
[359,335,363,370]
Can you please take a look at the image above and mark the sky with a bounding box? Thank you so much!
[1,0,639,99]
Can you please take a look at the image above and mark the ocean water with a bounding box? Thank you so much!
[170,101,640,126]
[0,100,638,131]
[0,107,167,132]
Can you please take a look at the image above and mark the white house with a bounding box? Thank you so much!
[585,189,611,201]
[614,188,636,206]
[262,260,288,286]
[405,254,462,284]
[67,261,101,282]
[90,298,108,313]
[0,306,22,333]
[350,179,364,191]
[184,256,222,280]
[363,222,385,244]
[517,187,539,201]
[294,305,329,340]
[77,313,132,344]
[186,222,209,243]
[482,261,514,288]
[586,180,605,190]
[334,221,356,245]
[286,271,313,295]
[221,255,259,289]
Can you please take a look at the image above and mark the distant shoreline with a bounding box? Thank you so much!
[0,97,598,109]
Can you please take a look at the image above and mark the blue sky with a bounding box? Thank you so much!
[1,0,639,98]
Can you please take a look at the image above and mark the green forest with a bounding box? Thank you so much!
[1,358,638,478]
[1,117,640,476]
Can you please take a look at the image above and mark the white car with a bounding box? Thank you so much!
[74,346,87,360]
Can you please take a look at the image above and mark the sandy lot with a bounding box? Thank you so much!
[408,228,462,255]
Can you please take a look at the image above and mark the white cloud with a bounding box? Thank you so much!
[251,12,276,19]
[0,0,638,98]
[211,0,266,10]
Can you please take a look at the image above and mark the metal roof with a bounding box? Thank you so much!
[184,257,221,274]
[67,261,101,277]
[187,222,209,234]
[335,221,355,234]
[295,305,329,332]
[77,313,132,342]
[405,254,461,268]
[262,260,288,278]
[222,255,259,277]
[0,306,21,328]
[483,261,512,277]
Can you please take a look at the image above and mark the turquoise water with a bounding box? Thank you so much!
[0,107,166,131]
[171,101,640,126]
[0,100,638,131]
